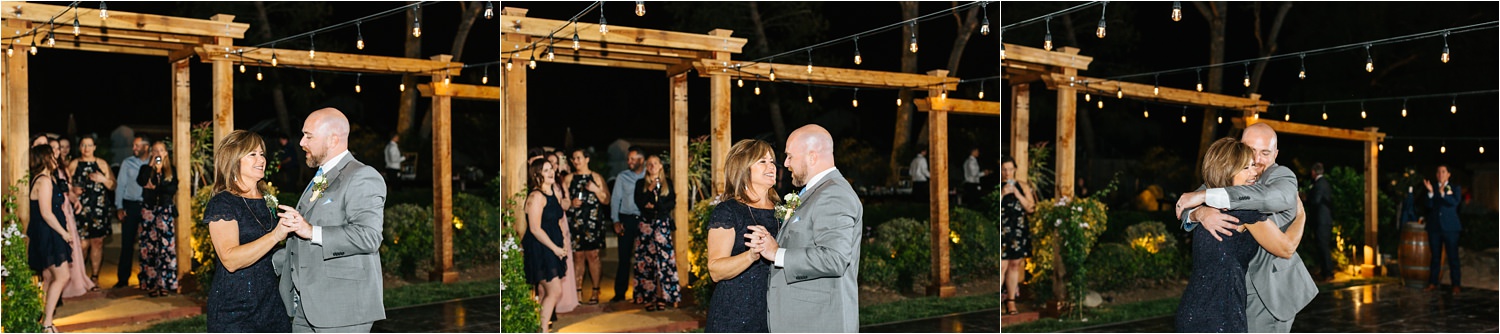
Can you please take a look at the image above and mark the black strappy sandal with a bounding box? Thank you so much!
[1004,298,1020,315]
[588,287,600,305]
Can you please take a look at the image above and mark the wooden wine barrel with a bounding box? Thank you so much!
[1399,222,1446,288]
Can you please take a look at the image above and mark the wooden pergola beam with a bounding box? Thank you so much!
[197,47,463,76]
[914,98,1000,116]
[1002,44,1093,71]
[502,11,747,54]
[417,83,500,101]
[1,40,171,57]
[1042,73,1270,113]
[502,55,669,71]
[693,61,960,91]
[502,48,689,67]
[3,2,249,39]
[502,39,712,63]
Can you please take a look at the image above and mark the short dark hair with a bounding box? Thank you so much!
[135,134,152,144]
[1002,155,1015,166]
[627,146,644,155]
[528,147,546,159]
[1312,163,1324,174]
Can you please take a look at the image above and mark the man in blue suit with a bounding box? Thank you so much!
[1423,165,1462,294]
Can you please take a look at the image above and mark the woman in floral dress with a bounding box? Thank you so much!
[137,141,179,297]
[70,136,116,285]
[632,155,680,311]
[565,148,610,305]
[1000,155,1036,315]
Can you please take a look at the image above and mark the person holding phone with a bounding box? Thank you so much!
[137,141,180,297]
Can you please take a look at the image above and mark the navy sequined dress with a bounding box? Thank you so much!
[704,199,779,332]
[1176,209,1268,333]
[202,191,291,333]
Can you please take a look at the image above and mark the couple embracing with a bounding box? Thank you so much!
[703,124,864,333]
[202,108,386,332]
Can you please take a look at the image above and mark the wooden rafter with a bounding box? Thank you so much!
[914,98,1000,116]
[1041,73,1270,113]
[692,60,960,91]
[503,47,689,67]
[1002,44,1093,71]
[196,47,463,76]
[502,10,747,54]
[417,83,499,101]
[3,2,248,40]
[502,39,713,63]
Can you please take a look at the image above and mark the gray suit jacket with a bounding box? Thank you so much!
[1180,164,1317,321]
[273,156,387,327]
[767,170,863,333]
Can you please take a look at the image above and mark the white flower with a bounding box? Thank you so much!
[1055,219,1062,227]
[1080,222,1089,229]
[1074,206,1082,212]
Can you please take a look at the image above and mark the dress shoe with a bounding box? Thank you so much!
[1423,284,1439,292]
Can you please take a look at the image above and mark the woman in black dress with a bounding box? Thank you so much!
[1176,138,1307,332]
[633,154,681,312]
[202,130,295,332]
[704,139,782,332]
[29,145,73,333]
[137,141,180,297]
[1000,155,1036,315]
[70,136,116,286]
[565,148,610,305]
[523,159,572,333]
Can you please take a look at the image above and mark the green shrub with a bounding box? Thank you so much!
[860,218,930,291]
[3,177,43,333]
[686,198,718,310]
[453,193,499,266]
[1083,242,1137,291]
[863,202,929,230]
[381,204,434,279]
[500,190,539,333]
[951,208,999,280]
[1086,222,1187,292]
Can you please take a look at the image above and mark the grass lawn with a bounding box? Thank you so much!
[134,279,498,332]
[859,293,1000,326]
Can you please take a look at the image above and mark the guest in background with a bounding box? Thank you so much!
[1000,155,1035,315]
[114,135,150,289]
[565,148,610,305]
[53,139,97,298]
[57,137,73,161]
[71,136,116,287]
[909,148,929,203]
[633,154,681,311]
[30,144,74,333]
[1308,163,1335,281]
[384,132,405,189]
[1423,165,1463,294]
[963,148,991,207]
[609,146,646,302]
[522,159,571,333]
[137,141,180,297]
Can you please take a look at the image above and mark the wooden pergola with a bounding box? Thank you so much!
[1003,41,1388,303]
[504,6,994,297]
[2,2,472,285]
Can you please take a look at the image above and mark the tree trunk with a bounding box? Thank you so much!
[1247,2,1293,95]
[450,1,484,62]
[398,2,422,137]
[888,1,920,186]
[1192,1,1228,187]
[253,2,293,140]
[748,2,787,144]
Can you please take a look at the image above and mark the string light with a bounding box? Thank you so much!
[572,25,580,50]
[1097,100,1103,109]
[1252,112,1259,120]
[896,97,902,106]
[1401,99,1408,117]
[271,45,278,67]
[309,33,316,59]
[73,11,80,36]
[546,41,556,61]
[908,21,919,53]
[1171,1,1182,22]
[853,36,862,65]
[29,38,37,55]
[1143,107,1149,118]
[256,67,263,81]
[1095,2,1107,38]
[1441,141,1446,154]
[46,29,55,47]
[99,1,108,21]
[599,4,609,36]
[806,49,813,73]
[1195,69,1203,92]
[852,88,860,107]
[754,81,761,95]
[1364,44,1373,73]
[1298,53,1307,80]
[1378,143,1383,151]
[1043,17,1053,51]
[979,2,990,35]
[356,22,365,50]
[1181,106,1187,124]
[5,43,12,57]
[355,73,362,93]
[1153,74,1160,96]
[737,77,744,87]
[400,83,406,92]
[309,72,316,89]
[444,76,451,85]
[239,63,246,73]
[978,81,986,99]
[1085,92,1091,102]
[1360,102,1366,119]
[1450,95,1457,113]
[411,4,423,38]
[942,90,949,100]
[636,1,646,16]
[506,52,514,71]
[769,65,776,81]
[1116,84,1123,99]
[528,53,537,69]
[1242,64,1251,87]
[1284,107,1291,121]
[1408,143,1413,153]
[482,66,489,84]
[1321,105,1328,120]
[806,84,814,104]
[1434,30,1446,64]
[485,1,494,20]
[1218,115,1223,124]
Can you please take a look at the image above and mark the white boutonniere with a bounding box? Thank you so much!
[308,175,330,203]
[1443,184,1452,195]
[264,194,280,216]
[775,193,802,222]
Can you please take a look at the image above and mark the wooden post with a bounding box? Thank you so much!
[669,72,691,292]
[1364,127,1380,275]
[708,29,733,197]
[172,58,192,288]
[210,14,235,144]
[5,20,31,225]
[926,70,955,298]
[501,19,529,234]
[1009,83,1030,182]
[430,55,458,283]
[1053,48,1081,307]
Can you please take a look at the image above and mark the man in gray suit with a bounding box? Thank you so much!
[274,108,387,332]
[746,124,863,332]
[1175,123,1316,332]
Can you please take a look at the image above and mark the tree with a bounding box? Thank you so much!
[398,2,422,139]
[889,2,920,185]
[253,1,297,140]
[1191,1,1228,186]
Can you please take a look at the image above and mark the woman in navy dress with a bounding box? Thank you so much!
[704,139,782,332]
[28,144,73,333]
[202,130,295,332]
[1176,138,1307,333]
[523,159,572,333]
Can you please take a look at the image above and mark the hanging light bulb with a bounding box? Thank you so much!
[444,76,451,85]
[46,30,55,47]
[1298,53,1307,80]
[1084,93,1091,102]
[737,77,744,87]
[1218,116,1223,124]
[1408,144,1413,153]
[599,6,609,36]
[5,44,12,57]
[1195,69,1203,92]
[1095,2,1108,38]
[100,2,109,20]
[852,88,860,107]
[400,83,406,92]
[73,14,80,36]
[309,73,316,89]
[572,30,580,51]
[1364,44,1374,73]
[979,81,986,100]
[29,39,37,55]
[1450,96,1457,114]
[1242,65,1251,87]
[482,66,490,84]
[506,58,513,71]
[256,67,263,81]
[942,91,948,100]
[1043,17,1054,51]
[1378,143,1383,151]
[896,98,902,107]
[1181,107,1187,124]
[1153,74,1160,96]
[806,85,814,104]
[356,73,363,93]
[979,2,990,36]
[1441,143,1447,154]
[999,38,1005,60]
[239,63,246,73]
[1116,85,1123,99]
[1401,99,1408,117]
[356,22,366,50]
[1143,108,1150,118]
[1360,102,1366,119]
[413,4,423,37]
[528,53,537,69]
[309,34,316,59]
[1434,31,1446,63]
[806,50,813,73]
[1284,108,1291,121]
[769,66,776,81]
[1097,100,1104,109]
[853,35,867,65]
[1171,1,1182,21]
[908,21,919,53]
[1252,112,1259,120]
[754,81,761,95]
[1322,105,1328,120]
[546,43,555,61]
[271,50,278,67]
[485,1,495,20]
[636,1,646,16]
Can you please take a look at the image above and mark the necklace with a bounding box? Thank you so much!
[240,192,272,232]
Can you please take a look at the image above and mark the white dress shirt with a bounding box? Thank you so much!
[384,140,404,170]
[309,150,351,245]
[964,156,985,183]
[909,155,929,182]
[775,166,838,267]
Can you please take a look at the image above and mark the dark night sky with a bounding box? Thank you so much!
[504,1,1001,183]
[21,1,501,174]
[1002,2,1499,194]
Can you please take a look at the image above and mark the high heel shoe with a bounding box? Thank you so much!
[1004,298,1019,315]
[44,325,59,333]
[588,287,600,305]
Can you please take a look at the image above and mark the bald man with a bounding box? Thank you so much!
[1175,123,1316,332]
[746,124,864,332]
[273,108,387,332]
